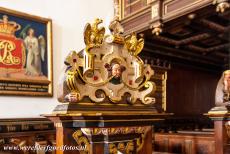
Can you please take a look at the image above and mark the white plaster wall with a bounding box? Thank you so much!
[0,0,114,118]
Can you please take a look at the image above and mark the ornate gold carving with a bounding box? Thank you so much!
[109,143,118,154]
[60,19,156,105]
[136,126,151,152]
[126,141,135,153]
[109,141,136,154]
[65,69,80,103]
[213,0,230,13]
[84,18,105,50]
[118,142,125,151]
[72,130,90,154]
[106,126,151,153]
[81,126,149,136]
[124,33,144,56]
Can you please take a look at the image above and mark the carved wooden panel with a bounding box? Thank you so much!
[166,64,219,116]
[163,0,213,21]
[151,68,167,111]
[122,0,148,18]
[121,7,151,34]
[154,132,215,154]
[143,57,170,112]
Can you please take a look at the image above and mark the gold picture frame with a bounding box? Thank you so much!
[0,7,53,97]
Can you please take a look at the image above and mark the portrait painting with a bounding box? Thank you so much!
[0,7,53,96]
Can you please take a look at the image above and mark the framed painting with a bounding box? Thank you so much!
[0,7,53,96]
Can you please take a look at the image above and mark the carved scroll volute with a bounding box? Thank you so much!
[72,130,90,154]
[83,53,94,78]
[133,60,144,83]
[124,33,145,83]
[63,51,81,102]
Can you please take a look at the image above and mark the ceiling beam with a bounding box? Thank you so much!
[144,41,224,65]
[152,33,210,46]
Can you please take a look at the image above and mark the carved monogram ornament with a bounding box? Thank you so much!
[72,126,151,154]
[62,18,156,105]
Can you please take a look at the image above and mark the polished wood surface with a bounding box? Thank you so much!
[55,127,79,154]
[153,132,215,154]
[214,121,227,154]
[121,0,229,71]
[166,64,219,116]
[208,113,230,154]
[119,1,229,154]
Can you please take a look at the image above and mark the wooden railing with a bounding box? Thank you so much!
[119,0,213,34]
[153,132,215,154]
[0,118,55,154]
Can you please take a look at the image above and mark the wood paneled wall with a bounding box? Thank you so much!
[166,64,220,115]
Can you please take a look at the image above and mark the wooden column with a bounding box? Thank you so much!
[138,127,152,154]
[214,121,227,154]
[208,110,230,154]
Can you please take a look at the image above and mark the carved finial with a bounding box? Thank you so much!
[213,0,230,13]
[124,33,144,56]
[151,23,163,36]
[109,16,124,36]
[107,16,125,44]
[84,18,105,50]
